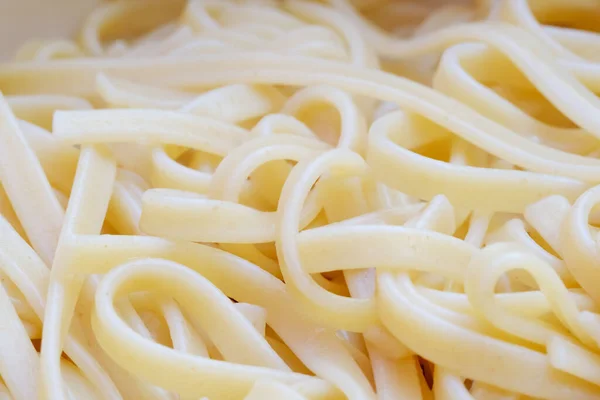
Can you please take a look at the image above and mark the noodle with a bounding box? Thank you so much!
[0,0,600,399]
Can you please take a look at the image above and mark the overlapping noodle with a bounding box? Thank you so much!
[1,0,600,399]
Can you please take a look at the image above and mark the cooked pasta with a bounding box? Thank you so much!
[0,0,600,399]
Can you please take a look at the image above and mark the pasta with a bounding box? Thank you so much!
[1,0,600,398]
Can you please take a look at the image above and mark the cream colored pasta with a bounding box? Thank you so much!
[1,0,600,399]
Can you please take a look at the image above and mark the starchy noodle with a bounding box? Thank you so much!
[1,0,600,399]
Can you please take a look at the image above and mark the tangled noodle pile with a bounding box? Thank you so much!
[1,0,600,399]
